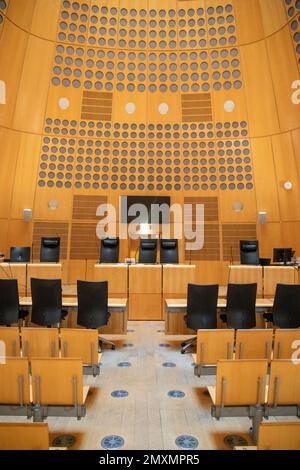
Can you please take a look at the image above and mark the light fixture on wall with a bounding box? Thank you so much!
[48,199,59,210]
[232,201,244,212]
[58,97,70,110]
[125,102,136,114]
[283,181,293,190]
[0,80,6,104]
[224,100,235,112]
[23,208,32,222]
[258,211,267,225]
[158,103,169,115]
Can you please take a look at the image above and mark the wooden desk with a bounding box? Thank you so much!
[164,298,274,335]
[0,263,27,296]
[264,266,296,297]
[162,265,196,295]
[228,266,263,296]
[93,264,128,296]
[19,297,128,334]
[27,263,63,295]
[129,265,162,320]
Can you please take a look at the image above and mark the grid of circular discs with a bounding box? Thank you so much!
[52,47,242,93]
[56,2,237,50]
[285,0,300,18]
[290,12,300,64]
[38,119,253,191]
[0,0,7,26]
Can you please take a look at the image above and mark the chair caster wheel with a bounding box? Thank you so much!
[181,350,185,355]
[112,345,116,350]
[181,342,186,347]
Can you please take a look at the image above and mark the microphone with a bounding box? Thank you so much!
[230,246,233,266]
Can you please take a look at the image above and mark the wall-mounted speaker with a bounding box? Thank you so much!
[23,208,32,222]
[258,211,267,225]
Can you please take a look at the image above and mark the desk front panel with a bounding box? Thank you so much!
[0,263,27,296]
[129,265,162,294]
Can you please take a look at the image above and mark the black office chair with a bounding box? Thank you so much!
[100,238,119,263]
[0,279,29,326]
[221,283,257,329]
[40,237,60,262]
[240,240,259,265]
[181,284,219,354]
[77,280,115,351]
[31,278,67,326]
[10,247,31,263]
[263,284,300,328]
[138,239,157,264]
[160,239,179,264]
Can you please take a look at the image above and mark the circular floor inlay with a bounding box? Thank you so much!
[157,329,165,333]
[127,329,135,333]
[162,362,176,368]
[175,435,199,450]
[111,390,129,398]
[118,362,132,368]
[52,435,76,448]
[101,435,124,450]
[191,362,196,367]
[224,435,248,449]
[123,343,134,347]
[168,390,185,398]
[159,343,170,348]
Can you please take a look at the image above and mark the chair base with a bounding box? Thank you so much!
[32,404,86,422]
[0,405,32,418]
[181,336,196,354]
[99,337,116,352]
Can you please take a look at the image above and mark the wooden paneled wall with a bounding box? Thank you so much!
[0,0,300,285]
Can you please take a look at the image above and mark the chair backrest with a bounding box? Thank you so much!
[31,358,84,405]
[235,329,273,361]
[187,284,219,330]
[40,237,60,263]
[100,237,119,263]
[0,326,20,357]
[258,422,300,450]
[215,359,268,407]
[0,279,20,325]
[61,328,99,365]
[77,280,108,329]
[31,278,62,326]
[274,329,300,359]
[21,327,59,358]
[0,423,49,450]
[272,284,300,328]
[138,239,157,264]
[225,283,257,329]
[160,239,179,264]
[196,329,234,366]
[268,359,300,406]
[240,240,259,265]
[0,358,30,405]
[10,246,31,263]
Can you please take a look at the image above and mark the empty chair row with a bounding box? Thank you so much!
[0,357,89,422]
[182,283,300,353]
[207,359,300,444]
[193,328,300,377]
[0,326,101,376]
[9,238,60,263]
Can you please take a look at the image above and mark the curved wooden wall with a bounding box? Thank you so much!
[0,0,300,283]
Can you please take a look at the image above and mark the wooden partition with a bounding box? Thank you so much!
[129,265,162,320]
[228,266,263,296]
[263,266,296,297]
[0,423,49,450]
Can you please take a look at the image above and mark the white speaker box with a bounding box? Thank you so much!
[23,208,32,222]
[258,211,267,225]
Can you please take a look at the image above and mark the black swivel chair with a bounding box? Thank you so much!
[77,280,115,351]
[240,240,259,265]
[160,239,179,264]
[181,284,219,354]
[0,279,29,326]
[138,239,157,264]
[221,283,257,329]
[31,278,67,326]
[10,247,31,263]
[264,284,300,328]
[40,237,60,262]
[100,238,119,263]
